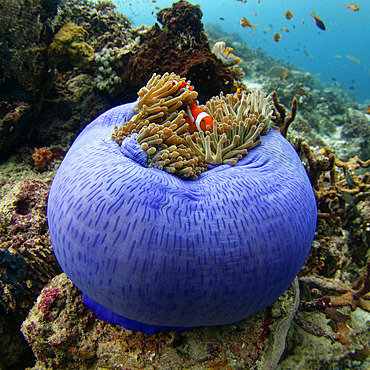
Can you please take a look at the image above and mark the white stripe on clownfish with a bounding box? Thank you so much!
[186,101,213,133]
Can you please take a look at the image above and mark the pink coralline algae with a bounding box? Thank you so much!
[38,287,59,318]
[0,179,61,316]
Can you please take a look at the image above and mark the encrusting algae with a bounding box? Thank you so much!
[112,72,275,179]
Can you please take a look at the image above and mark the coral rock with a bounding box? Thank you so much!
[0,179,61,316]
[123,1,234,102]
[21,273,300,369]
[49,22,95,69]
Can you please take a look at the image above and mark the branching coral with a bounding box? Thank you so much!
[270,91,297,138]
[296,141,369,231]
[112,73,275,178]
[296,260,370,345]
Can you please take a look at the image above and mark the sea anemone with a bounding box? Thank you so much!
[47,73,317,334]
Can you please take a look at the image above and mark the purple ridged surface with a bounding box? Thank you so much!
[47,102,317,333]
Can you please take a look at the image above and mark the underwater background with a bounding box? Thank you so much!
[0,0,369,369]
[120,0,370,104]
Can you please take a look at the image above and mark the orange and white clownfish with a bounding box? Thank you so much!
[185,101,213,134]
[170,80,194,94]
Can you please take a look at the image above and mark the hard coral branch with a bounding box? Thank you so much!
[296,261,370,345]
[294,313,340,343]
[297,141,335,189]
[300,261,370,312]
[270,90,297,138]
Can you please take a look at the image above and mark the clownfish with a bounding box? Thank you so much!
[185,101,213,133]
[170,80,194,94]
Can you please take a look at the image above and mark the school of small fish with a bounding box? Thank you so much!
[147,1,366,103]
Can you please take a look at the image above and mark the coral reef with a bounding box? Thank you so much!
[123,1,234,103]
[267,91,370,369]
[21,273,300,369]
[0,1,367,369]
[0,0,146,159]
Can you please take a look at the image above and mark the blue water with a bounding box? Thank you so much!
[114,0,369,104]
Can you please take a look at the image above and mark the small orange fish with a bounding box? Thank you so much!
[284,10,293,20]
[240,17,258,32]
[186,101,213,133]
[365,105,370,114]
[279,27,290,33]
[170,80,194,94]
[310,11,326,30]
[273,33,281,42]
[344,4,360,11]
[236,88,244,99]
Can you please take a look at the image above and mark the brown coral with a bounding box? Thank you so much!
[32,147,53,168]
[122,1,234,102]
[296,142,370,232]
[296,260,370,345]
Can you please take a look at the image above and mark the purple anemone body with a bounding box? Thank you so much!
[47,102,317,334]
